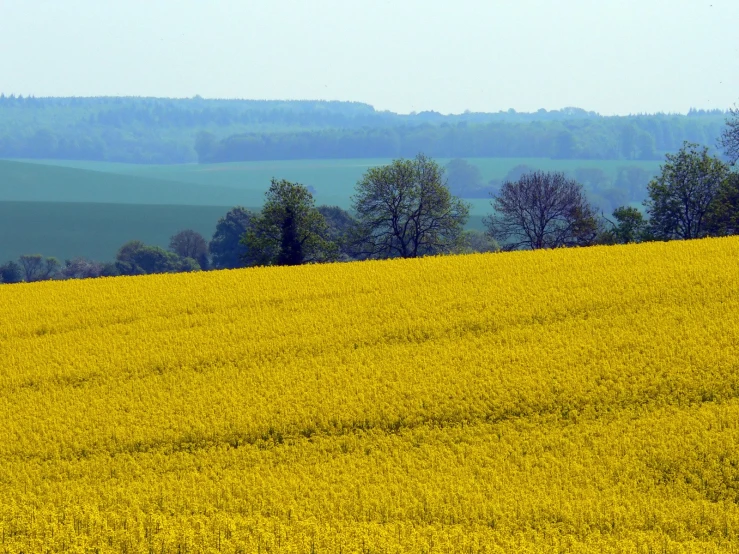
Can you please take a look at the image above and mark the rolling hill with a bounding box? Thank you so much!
[0,159,250,206]
[0,201,234,262]
[15,157,663,213]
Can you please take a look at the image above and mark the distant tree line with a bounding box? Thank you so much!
[196,114,726,164]
[0,94,728,163]
[2,110,738,284]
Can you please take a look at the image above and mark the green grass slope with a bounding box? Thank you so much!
[0,160,251,206]
[0,201,236,263]
[17,159,386,209]
[19,158,663,215]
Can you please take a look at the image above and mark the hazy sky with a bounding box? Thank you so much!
[1,0,738,115]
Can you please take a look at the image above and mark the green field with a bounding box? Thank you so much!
[28,157,662,182]
[0,201,234,263]
[16,158,663,213]
[0,160,249,206]
[1,157,662,263]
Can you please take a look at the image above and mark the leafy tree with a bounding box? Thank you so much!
[209,207,254,270]
[0,261,23,284]
[116,240,146,263]
[169,229,209,269]
[115,241,200,275]
[100,262,122,277]
[18,254,60,282]
[600,206,650,244]
[644,142,729,240]
[706,172,739,236]
[460,229,500,253]
[129,247,197,274]
[242,179,336,266]
[445,159,483,196]
[485,171,599,250]
[351,154,469,258]
[175,257,202,272]
[316,205,358,260]
[720,106,739,165]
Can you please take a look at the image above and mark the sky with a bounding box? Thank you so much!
[1,0,738,115]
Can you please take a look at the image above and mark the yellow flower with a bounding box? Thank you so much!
[0,238,738,551]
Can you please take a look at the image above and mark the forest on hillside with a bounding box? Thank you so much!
[0,95,728,164]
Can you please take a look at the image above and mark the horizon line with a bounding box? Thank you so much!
[0,93,731,118]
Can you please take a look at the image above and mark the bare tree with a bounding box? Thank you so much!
[720,106,739,166]
[352,154,470,258]
[484,171,599,250]
[19,255,43,282]
[169,230,209,269]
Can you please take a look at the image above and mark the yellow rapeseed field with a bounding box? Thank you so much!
[1,238,739,553]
